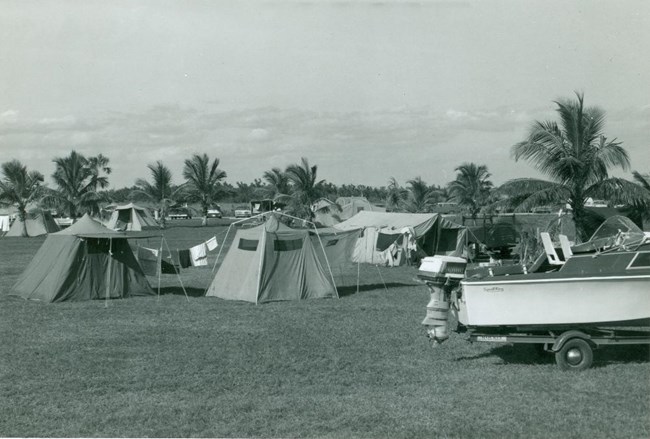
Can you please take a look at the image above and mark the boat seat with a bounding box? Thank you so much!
[540,232,564,265]
[558,234,573,259]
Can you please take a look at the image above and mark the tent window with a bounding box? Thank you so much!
[117,209,131,223]
[274,238,303,251]
[87,238,110,254]
[376,233,398,251]
[238,238,259,251]
[629,252,650,269]
[325,239,339,247]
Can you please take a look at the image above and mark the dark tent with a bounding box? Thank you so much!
[12,214,154,302]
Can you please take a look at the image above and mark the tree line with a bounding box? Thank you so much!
[2,93,649,239]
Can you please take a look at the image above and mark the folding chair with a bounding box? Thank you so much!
[540,232,564,265]
[558,234,573,259]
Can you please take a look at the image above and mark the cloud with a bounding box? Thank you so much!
[1,103,648,188]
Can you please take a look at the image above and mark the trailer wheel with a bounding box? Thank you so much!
[555,338,593,371]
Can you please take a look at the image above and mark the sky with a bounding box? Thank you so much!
[1,0,649,190]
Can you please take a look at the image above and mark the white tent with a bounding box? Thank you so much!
[334,211,466,265]
[106,203,158,231]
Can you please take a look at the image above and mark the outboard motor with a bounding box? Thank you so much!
[418,256,467,346]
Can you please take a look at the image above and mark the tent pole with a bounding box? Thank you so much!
[105,237,113,308]
[376,265,389,293]
[211,227,232,273]
[255,224,267,305]
[205,225,234,296]
[309,223,339,299]
[162,236,189,302]
[157,236,163,301]
[356,258,360,295]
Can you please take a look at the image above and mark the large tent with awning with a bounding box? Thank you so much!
[106,203,158,231]
[334,211,466,265]
[206,214,338,304]
[5,209,60,237]
[12,214,154,302]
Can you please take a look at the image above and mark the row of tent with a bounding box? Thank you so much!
[11,210,465,304]
[1,203,159,237]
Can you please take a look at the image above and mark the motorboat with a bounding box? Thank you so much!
[419,216,650,370]
[456,216,650,329]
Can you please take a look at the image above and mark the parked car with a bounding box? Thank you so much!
[207,207,223,218]
[168,208,192,219]
[234,206,252,218]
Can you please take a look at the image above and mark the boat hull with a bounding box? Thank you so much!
[459,274,650,328]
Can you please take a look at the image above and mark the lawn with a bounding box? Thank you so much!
[1,221,649,438]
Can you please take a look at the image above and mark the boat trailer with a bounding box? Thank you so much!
[463,326,650,371]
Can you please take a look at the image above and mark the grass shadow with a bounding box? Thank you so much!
[337,282,420,297]
[155,286,206,297]
[455,343,650,368]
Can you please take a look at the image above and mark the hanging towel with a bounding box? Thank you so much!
[206,236,218,251]
[178,249,192,268]
[137,246,160,276]
[160,250,179,274]
[190,243,208,266]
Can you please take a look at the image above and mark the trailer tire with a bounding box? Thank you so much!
[555,338,593,371]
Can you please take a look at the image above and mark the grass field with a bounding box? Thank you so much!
[1,220,649,438]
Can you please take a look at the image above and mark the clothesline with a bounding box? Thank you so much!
[137,235,219,274]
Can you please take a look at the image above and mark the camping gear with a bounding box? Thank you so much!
[206,214,337,303]
[106,203,158,231]
[5,209,60,237]
[12,214,154,302]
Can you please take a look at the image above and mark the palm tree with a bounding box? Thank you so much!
[0,160,45,237]
[499,92,648,241]
[631,171,650,225]
[87,153,112,190]
[278,157,328,220]
[256,167,290,201]
[385,177,408,212]
[133,161,176,229]
[403,176,441,213]
[182,153,227,226]
[447,163,493,219]
[47,150,111,218]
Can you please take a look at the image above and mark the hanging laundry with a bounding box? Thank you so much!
[160,250,180,274]
[206,236,218,251]
[178,249,192,268]
[190,242,208,266]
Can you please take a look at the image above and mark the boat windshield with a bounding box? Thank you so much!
[573,216,645,253]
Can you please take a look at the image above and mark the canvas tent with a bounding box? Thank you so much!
[5,209,60,237]
[206,215,337,303]
[12,214,154,302]
[106,203,158,231]
[334,211,466,265]
[313,197,385,227]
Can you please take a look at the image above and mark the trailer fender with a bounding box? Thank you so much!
[551,330,594,352]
